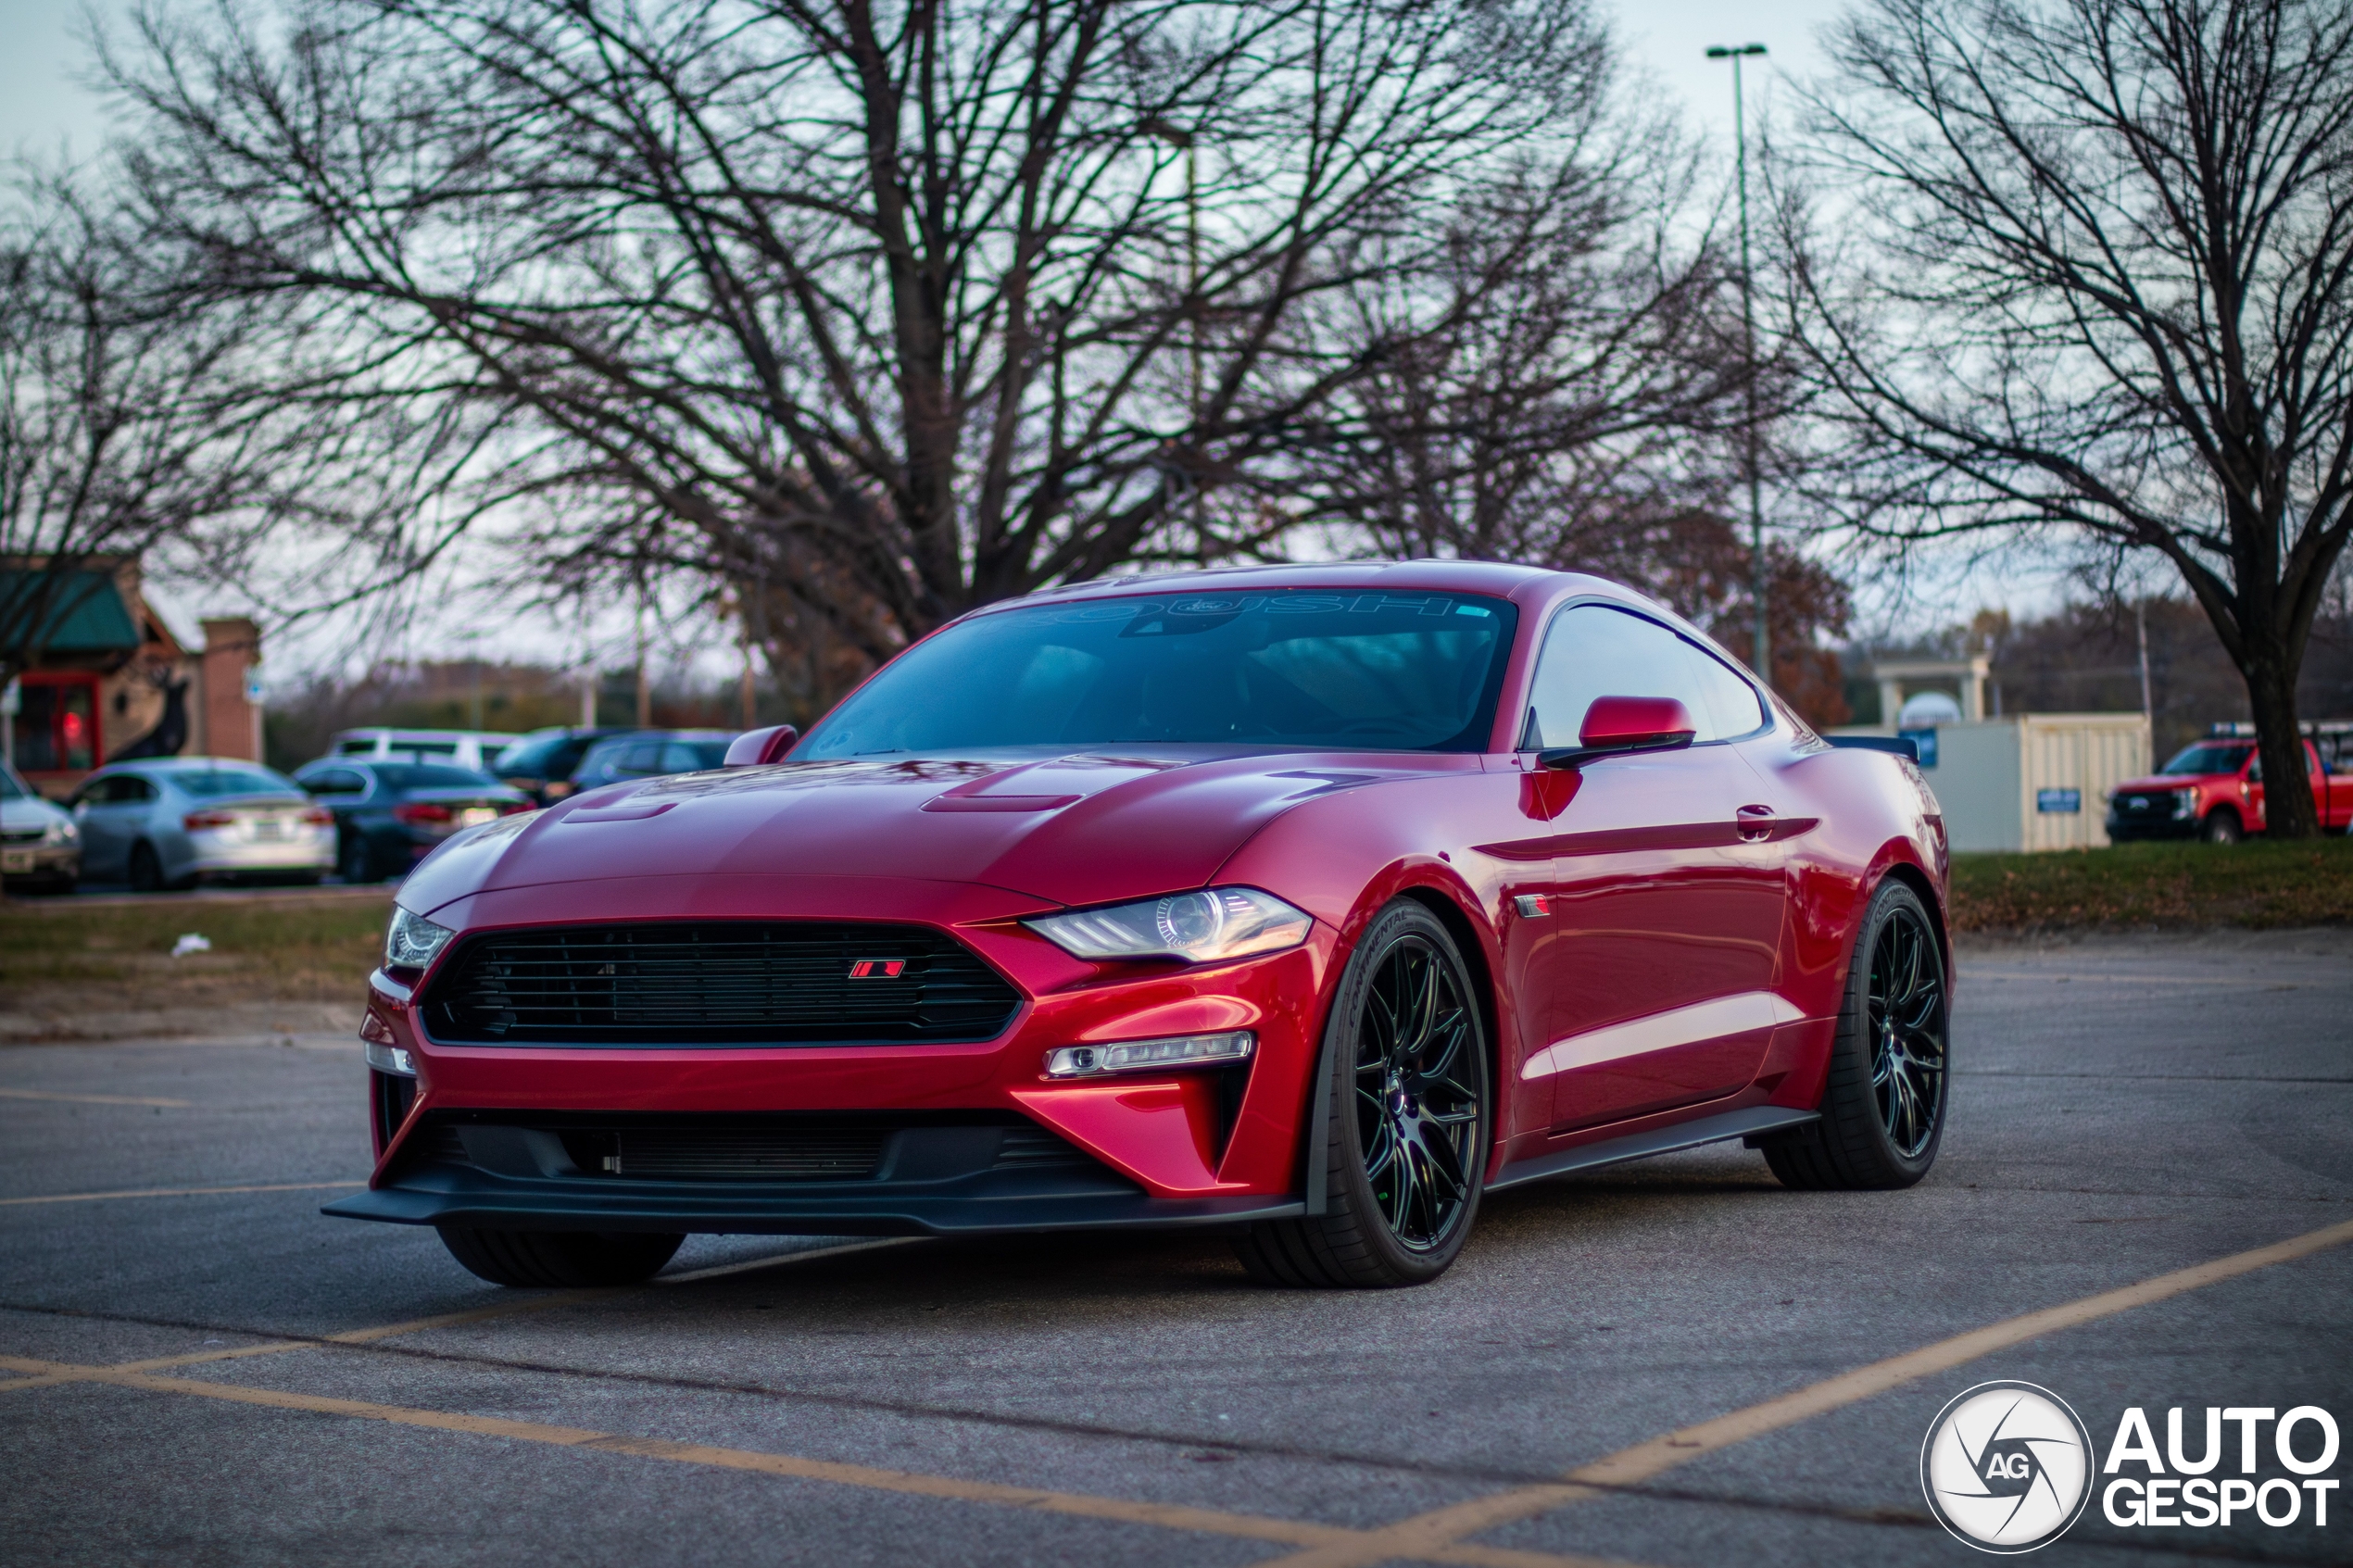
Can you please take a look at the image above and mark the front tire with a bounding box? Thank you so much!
[2202,809,2244,844]
[1233,900,1489,1288]
[1762,878,1949,1191]
[437,1227,684,1288]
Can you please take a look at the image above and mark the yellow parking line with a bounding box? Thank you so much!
[0,1349,1637,1568]
[0,1238,916,1391]
[1250,1214,2353,1567]
[0,1181,364,1207]
[0,1088,194,1109]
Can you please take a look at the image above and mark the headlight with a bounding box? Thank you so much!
[1026,886,1313,963]
[384,906,457,971]
[2173,790,2197,820]
[44,820,76,845]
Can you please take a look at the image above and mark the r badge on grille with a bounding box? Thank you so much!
[847,959,907,979]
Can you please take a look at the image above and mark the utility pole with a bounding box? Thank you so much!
[1708,42,1770,686]
[2136,596,2155,765]
[634,578,651,727]
[1145,118,1202,525]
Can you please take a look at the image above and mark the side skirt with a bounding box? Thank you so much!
[1487,1106,1819,1193]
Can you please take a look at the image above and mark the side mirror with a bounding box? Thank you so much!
[1539,696,1697,771]
[724,724,799,767]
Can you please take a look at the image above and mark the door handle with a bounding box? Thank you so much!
[1736,804,1776,843]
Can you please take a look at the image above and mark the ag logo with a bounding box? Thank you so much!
[1922,1381,2094,1553]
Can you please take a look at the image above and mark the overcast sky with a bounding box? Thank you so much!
[5,0,2042,678]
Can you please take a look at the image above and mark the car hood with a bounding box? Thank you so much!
[2,797,69,830]
[2108,773,2217,795]
[396,751,1432,919]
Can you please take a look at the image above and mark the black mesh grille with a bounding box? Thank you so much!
[417,922,1022,1046]
[2110,791,2175,819]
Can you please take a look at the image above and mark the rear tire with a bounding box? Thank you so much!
[1761,878,1948,1191]
[436,1227,684,1288]
[128,841,167,893]
[339,834,377,884]
[1233,900,1489,1288]
[2202,809,2244,844]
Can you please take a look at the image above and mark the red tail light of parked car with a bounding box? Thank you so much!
[182,809,239,830]
[393,803,454,825]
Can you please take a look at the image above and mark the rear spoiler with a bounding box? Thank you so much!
[1825,734,1920,763]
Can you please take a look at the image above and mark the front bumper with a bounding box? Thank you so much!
[2106,814,2201,841]
[1,843,79,880]
[340,875,1340,1231]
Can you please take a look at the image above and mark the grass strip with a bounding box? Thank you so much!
[1950,836,2353,933]
[0,890,392,1007]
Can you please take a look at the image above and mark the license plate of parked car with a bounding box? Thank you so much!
[1,849,31,873]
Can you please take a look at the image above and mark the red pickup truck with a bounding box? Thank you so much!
[2107,734,2353,842]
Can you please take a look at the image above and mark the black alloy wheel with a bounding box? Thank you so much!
[128,841,166,894]
[1762,878,1949,1190]
[1866,901,1945,1160]
[1353,932,1484,1249]
[1234,899,1490,1287]
[2203,809,2244,845]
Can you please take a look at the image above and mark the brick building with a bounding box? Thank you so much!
[0,557,264,798]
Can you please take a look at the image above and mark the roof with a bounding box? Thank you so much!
[982,560,1609,617]
[0,568,141,656]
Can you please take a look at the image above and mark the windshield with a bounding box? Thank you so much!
[171,767,300,799]
[0,764,26,800]
[372,763,498,791]
[2160,744,2252,776]
[800,589,1519,758]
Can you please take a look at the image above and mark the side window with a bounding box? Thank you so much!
[615,743,665,777]
[103,775,157,804]
[307,770,368,797]
[1682,643,1768,740]
[659,742,707,772]
[1524,605,1766,748]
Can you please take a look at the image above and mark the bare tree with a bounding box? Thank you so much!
[1295,147,1751,565]
[1,162,500,690]
[1786,0,2353,835]
[109,0,1612,709]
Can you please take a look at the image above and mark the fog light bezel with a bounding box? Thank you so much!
[1043,1030,1255,1079]
[363,1037,417,1077]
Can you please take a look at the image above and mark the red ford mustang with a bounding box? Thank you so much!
[332,562,1951,1289]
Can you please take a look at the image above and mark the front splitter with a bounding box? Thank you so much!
[324,1165,1303,1236]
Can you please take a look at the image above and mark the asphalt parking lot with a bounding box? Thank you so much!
[3,931,2348,1568]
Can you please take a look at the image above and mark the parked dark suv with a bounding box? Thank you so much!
[295,760,530,883]
[567,730,736,792]
[491,726,644,805]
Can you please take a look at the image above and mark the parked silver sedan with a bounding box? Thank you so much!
[67,758,335,891]
[2,759,81,893]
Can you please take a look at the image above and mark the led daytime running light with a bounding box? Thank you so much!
[1044,1031,1254,1079]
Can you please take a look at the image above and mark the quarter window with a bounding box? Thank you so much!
[1523,605,1767,748]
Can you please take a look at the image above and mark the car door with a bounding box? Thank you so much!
[72,774,152,879]
[1514,604,1790,1131]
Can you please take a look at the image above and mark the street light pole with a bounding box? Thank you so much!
[1708,42,1770,687]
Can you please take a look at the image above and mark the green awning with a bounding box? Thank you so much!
[0,569,142,657]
